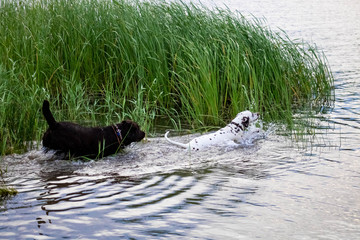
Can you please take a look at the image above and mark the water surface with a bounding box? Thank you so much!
[1,0,360,239]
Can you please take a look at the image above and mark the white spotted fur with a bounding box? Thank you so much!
[165,111,259,151]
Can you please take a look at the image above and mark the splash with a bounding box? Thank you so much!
[0,122,276,178]
[235,120,275,146]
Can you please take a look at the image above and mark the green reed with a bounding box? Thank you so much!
[0,0,333,154]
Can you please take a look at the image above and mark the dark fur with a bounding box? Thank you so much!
[42,100,145,159]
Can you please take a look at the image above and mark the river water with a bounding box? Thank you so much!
[1,0,360,239]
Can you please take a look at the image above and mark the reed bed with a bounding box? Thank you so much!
[0,0,333,154]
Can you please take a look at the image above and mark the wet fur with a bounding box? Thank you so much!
[42,100,145,159]
[165,111,259,151]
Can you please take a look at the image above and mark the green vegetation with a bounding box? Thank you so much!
[0,168,17,198]
[0,0,333,154]
[0,187,17,199]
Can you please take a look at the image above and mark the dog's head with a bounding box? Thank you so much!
[116,120,145,146]
[232,111,259,130]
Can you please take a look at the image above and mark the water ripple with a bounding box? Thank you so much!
[2,1,360,238]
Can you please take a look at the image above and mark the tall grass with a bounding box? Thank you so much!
[0,0,333,154]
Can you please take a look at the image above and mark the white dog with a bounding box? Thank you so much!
[165,111,260,151]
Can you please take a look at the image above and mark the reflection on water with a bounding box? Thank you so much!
[0,134,282,239]
[1,0,360,239]
[2,130,359,239]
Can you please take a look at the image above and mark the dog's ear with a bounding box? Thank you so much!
[242,116,250,128]
[119,120,126,126]
[118,120,131,126]
[118,120,140,132]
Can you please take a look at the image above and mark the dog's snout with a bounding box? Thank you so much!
[139,130,146,140]
[253,112,260,119]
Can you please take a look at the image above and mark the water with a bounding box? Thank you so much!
[1,0,360,239]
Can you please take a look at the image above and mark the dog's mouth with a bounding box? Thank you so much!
[138,131,146,141]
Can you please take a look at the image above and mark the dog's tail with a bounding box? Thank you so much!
[164,131,189,149]
[42,100,57,129]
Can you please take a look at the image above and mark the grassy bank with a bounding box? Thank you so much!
[0,0,333,154]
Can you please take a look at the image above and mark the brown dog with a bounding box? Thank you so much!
[42,100,145,159]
